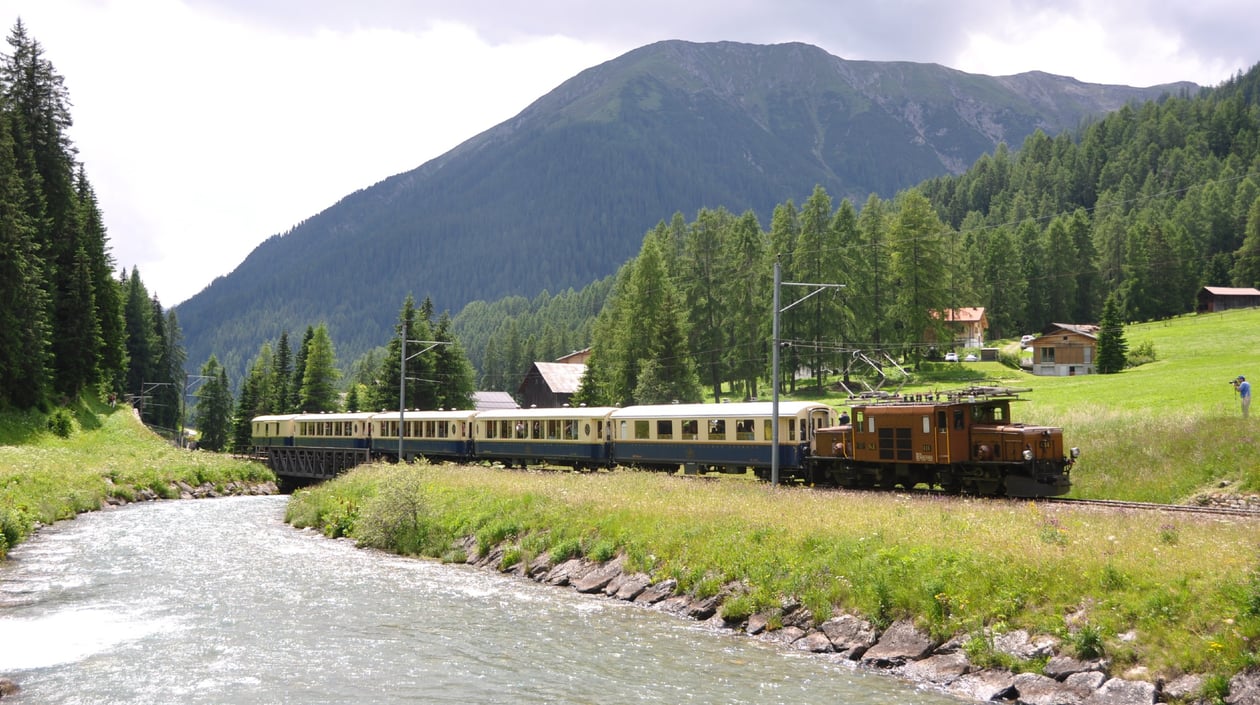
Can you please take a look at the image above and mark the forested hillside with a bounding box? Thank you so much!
[465,64,1260,407]
[176,40,1187,386]
[0,21,186,434]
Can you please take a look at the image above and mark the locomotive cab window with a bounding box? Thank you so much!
[937,411,947,433]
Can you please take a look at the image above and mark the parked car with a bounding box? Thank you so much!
[1020,334,1036,345]
[964,353,979,362]
[944,352,959,362]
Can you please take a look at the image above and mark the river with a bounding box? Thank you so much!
[0,495,966,704]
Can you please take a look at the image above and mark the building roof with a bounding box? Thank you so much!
[942,306,986,323]
[1039,322,1100,339]
[555,347,592,364]
[527,362,587,394]
[471,391,519,410]
[1201,286,1260,296]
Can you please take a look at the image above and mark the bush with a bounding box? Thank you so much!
[1126,340,1157,367]
[47,408,74,438]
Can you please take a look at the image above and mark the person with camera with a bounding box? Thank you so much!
[1233,375,1251,418]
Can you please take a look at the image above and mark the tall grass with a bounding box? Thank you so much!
[0,401,274,557]
[289,463,1260,679]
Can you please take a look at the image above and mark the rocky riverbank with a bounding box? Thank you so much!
[462,537,1260,705]
[99,478,279,506]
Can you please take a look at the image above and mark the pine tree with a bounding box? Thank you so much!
[122,267,157,412]
[1096,292,1128,374]
[432,312,475,410]
[271,331,292,413]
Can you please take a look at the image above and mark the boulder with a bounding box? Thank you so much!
[948,669,1017,701]
[611,573,652,601]
[994,629,1059,661]
[764,626,806,646]
[685,594,722,621]
[573,558,623,594]
[793,631,834,653]
[1227,671,1260,705]
[1045,655,1108,680]
[1162,674,1205,702]
[896,652,971,686]
[543,558,588,586]
[860,620,935,667]
[745,613,769,636]
[0,678,18,697]
[819,615,877,660]
[1081,677,1155,705]
[1012,671,1096,705]
[633,579,677,605]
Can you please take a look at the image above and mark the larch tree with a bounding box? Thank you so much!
[1095,292,1128,374]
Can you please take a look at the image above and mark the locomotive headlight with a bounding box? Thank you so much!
[1070,447,1081,458]
[1022,449,1034,461]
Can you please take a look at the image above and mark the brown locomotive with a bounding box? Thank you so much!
[809,387,1076,497]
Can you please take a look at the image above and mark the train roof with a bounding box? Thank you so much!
[369,409,481,421]
[292,411,378,422]
[251,414,299,422]
[610,401,832,419]
[474,407,619,420]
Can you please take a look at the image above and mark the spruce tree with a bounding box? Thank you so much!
[0,108,50,408]
[299,323,340,412]
[195,355,232,452]
[1096,293,1128,374]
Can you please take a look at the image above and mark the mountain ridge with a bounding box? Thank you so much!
[175,39,1196,381]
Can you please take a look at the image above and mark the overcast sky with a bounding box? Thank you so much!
[7,1,1257,305]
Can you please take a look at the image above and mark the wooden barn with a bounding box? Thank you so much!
[1196,286,1260,313]
[517,362,586,409]
[1028,323,1098,376]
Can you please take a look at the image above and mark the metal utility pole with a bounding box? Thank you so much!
[398,325,450,460]
[771,258,844,485]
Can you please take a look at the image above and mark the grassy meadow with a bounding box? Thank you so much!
[288,309,1260,688]
[0,398,274,558]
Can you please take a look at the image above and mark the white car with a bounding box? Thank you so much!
[1020,334,1036,345]
[964,353,978,362]
[944,352,959,362]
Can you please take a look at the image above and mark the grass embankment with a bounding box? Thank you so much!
[289,464,1259,686]
[0,399,275,558]
[288,309,1260,690]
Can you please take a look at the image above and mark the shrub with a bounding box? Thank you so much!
[47,408,74,438]
[1071,623,1105,659]
[1126,340,1157,367]
[586,539,616,563]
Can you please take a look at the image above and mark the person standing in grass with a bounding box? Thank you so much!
[1234,375,1251,418]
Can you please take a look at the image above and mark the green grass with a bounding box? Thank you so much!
[289,463,1260,680]
[288,309,1260,687]
[0,399,275,558]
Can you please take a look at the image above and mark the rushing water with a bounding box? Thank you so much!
[0,496,966,704]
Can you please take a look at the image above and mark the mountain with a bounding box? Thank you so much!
[175,40,1196,380]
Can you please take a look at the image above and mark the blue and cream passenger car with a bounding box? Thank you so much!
[370,409,479,462]
[609,402,837,477]
[291,411,376,450]
[251,413,298,450]
[472,407,618,469]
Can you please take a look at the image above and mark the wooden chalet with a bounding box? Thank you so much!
[517,362,586,409]
[555,347,592,365]
[1196,286,1260,313]
[1028,323,1098,376]
[929,307,988,348]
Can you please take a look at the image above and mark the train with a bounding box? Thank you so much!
[250,386,1077,497]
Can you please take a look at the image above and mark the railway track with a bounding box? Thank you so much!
[1036,496,1260,519]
